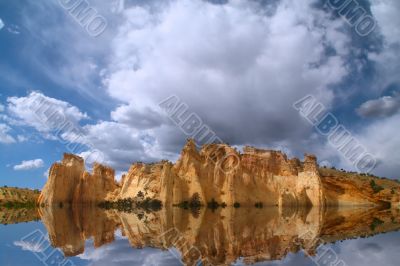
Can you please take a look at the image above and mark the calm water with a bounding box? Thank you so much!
[1,206,400,266]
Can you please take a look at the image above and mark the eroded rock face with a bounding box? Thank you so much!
[38,154,118,206]
[40,139,399,207]
[38,154,84,206]
[116,139,324,207]
[73,163,118,204]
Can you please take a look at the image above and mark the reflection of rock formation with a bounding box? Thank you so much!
[39,206,400,265]
[38,205,120,256]
[0,207,40,225]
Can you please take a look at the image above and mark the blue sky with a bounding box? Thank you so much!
[0,0,399,189]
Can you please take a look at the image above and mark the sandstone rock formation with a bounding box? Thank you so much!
[109,140,324,207]
[39,139,400,208]
[73,163,118,204]
[38,154,118,206]
[38,154,84,206]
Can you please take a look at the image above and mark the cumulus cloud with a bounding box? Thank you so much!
[111,104,165,129]
[102,0,350,154]
[6,0,400,179]
[13,159,44,171]
[354,113,400,178]
[1,0,356,172]
[357,94,400,118]
[369,0,400,92]
[6,91,89,136]
[0,17,4,30]
[0,123,16,144]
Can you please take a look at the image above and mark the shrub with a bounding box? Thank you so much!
[176,201,190,209]
[370,218,384,231]
[190,193,202,208]
[207,198,219,210]
[98,197,162,212]
[255,202,263,208]
[370,180,384,194]
[233,202,240,208]
[137,191,144,199]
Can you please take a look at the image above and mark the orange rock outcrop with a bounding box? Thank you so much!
[38,139,400,208]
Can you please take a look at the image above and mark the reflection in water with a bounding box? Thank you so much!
[0,206,40,225]
[32,205,400,266]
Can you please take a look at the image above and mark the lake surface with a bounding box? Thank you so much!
[1,206,400,266]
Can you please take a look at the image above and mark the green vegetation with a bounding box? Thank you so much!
[370,180,384,194]
[0,186,40,209]
[370,217,384,231]
[1,201,36,209]
[233,202,241,208]
[99,197,163,212]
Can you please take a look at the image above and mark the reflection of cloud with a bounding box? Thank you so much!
[7,24,20,34]
[359,242,383,252]
[13,240,45,253]
[78,238,183,266]
[0,18,4,30]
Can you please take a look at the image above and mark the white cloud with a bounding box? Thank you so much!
[7,24,20,34]
[369,0,400,92]
[354,113,400,178]
[0,103,4,112]
[0,123,16,144]
[357,94,400,118]
[0,18,4,30]
[13,159,44,171]
[14,240,45,253]
[1,0,355,172]
[6,91,89,136]
[102,0,350,153]
[64,121,163,170]
[370,0,400,44]
[17,135,29,142]
[43,168,49,178]
[77,238,180,266]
